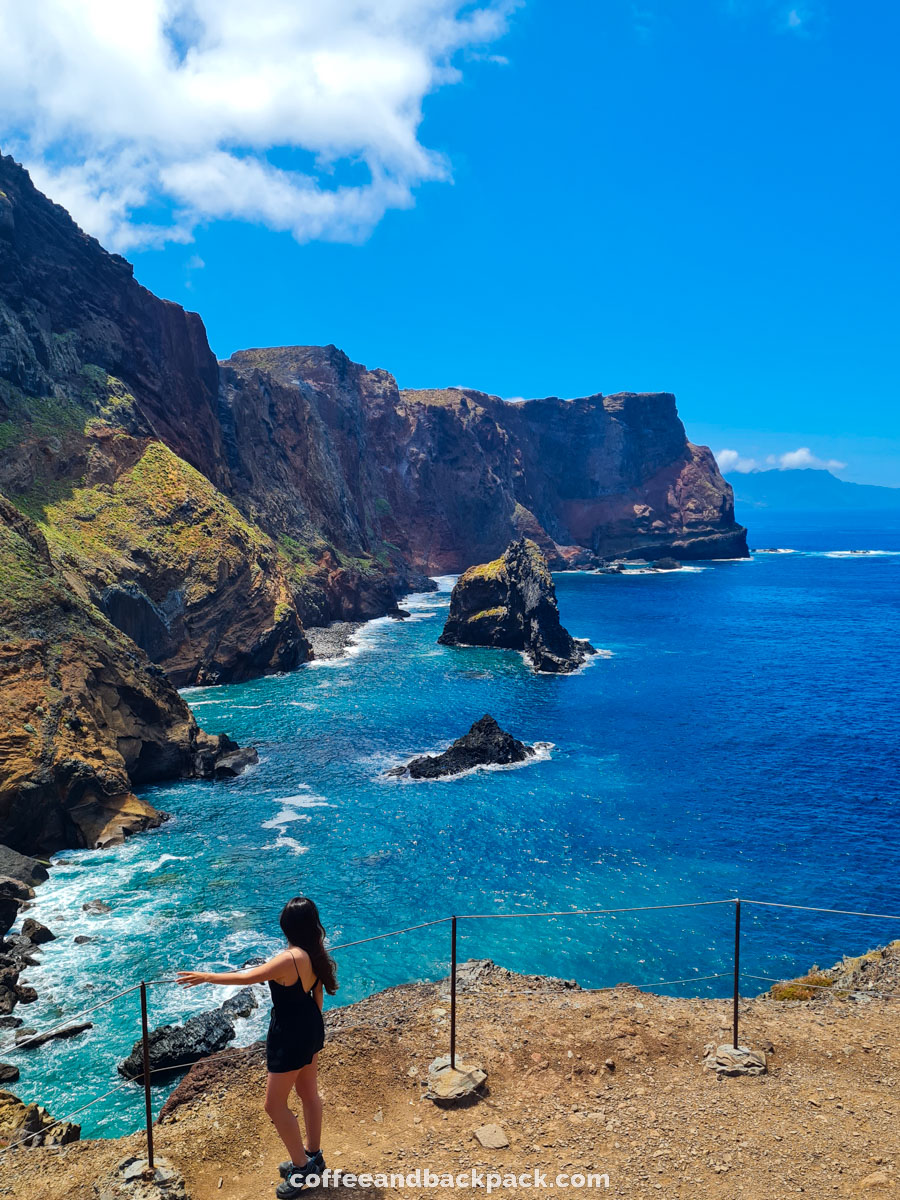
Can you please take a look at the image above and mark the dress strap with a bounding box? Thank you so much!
[287,949,302,983]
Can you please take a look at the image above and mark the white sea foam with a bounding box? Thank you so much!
[264,834,309,856]
[261,809,312,829]
[275,792,331,807]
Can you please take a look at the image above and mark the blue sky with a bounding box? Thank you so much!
[2,2,897,484]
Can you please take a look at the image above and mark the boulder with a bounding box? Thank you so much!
[1,936,40,967]
[0,874,36,939]
[83,900,112,915]
[652,556,681,570]
[74,935,95,945]
[192,734,259,781]
[388,715,537,780]
[0,848,48,888]
[0,1063,18,1084]
[220,987,259,1020]
[0,1088,80,1148]
[20,918,55,945]
[212,747,260,779]
[439,539,596,673]
[118,1009,236,1083]
[15,1021,92,1050]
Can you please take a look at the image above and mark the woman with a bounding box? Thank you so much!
[177,896,338,1198]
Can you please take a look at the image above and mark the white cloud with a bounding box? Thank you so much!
[0,1,515,251]
[774,447,846,471]
[716,449,760,474]
[716,446,847,474]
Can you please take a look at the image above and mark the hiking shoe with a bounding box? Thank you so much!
[277,1152,325,1195]
[279,1151,325,1180]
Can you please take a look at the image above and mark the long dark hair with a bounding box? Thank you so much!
[279,896,338,995]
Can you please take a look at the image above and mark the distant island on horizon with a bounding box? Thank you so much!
[727,467,900,513]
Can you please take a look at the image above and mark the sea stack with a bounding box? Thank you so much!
[439,539,596,674]
[388,714,537,780]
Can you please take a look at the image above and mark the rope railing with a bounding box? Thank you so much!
[2,893,899,1166]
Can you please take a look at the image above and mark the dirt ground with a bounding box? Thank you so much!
[1,958,898,1199]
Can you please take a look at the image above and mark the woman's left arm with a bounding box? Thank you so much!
[176,954,286,989]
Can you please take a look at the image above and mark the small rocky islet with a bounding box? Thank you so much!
[439,538,597,674]
[387,714,545,780]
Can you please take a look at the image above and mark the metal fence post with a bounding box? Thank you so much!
[450,916,457,1070]
[139,981,155,1169]
[732,899,741,1050]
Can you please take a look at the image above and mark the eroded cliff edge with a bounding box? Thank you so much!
[0,152,746,851]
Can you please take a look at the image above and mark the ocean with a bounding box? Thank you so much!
[9,510,900,1137]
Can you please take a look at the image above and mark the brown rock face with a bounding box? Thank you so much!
[375,387,747,570]
[0,496,243,856]
[0,151,746,853]
[439,540,596,673]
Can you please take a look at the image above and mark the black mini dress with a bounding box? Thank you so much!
[266,952,325,1074]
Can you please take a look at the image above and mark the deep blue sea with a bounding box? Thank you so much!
[9,510,900,1137]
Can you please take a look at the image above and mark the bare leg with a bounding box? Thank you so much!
[265,1070,305,1165]
[293,1056,323,1153]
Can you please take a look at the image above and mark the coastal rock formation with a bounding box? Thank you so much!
[0,496,255,857]
[370,387,748,571]
[118,1008,236,1084]
[387,714,536,779]
[0,151,745,851]
[0,1088,80,1148]
[439,540,596,673]
[0,875,32,939]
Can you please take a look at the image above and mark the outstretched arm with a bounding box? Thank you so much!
[177,952,289,989]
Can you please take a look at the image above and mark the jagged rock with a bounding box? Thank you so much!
[703,1043,767,1076]
[74,935,95,945]
[15,1020,92,1049]
[2,935,40,966]
[118,1009,236,1083]
[0,1063,18,1083]
[0,848,47,888]
[388,715,537,780]
[426,1056,487,1104]
[0,1015,22,1029]
[0,876,32,940]
[220,987,259,1019]
[439,540,597,673]
[20,918,54,944]
[652,556,681,570]
[0,1088,80,1147]
[83,900,112,915]
[191,734,259,780]
[0,986,17,1015]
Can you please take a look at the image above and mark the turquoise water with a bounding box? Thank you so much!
[10,516,900,1137]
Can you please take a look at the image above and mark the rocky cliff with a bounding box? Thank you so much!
[439,539,596,673]
[0,151,746,851]
[0,496,249,857]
